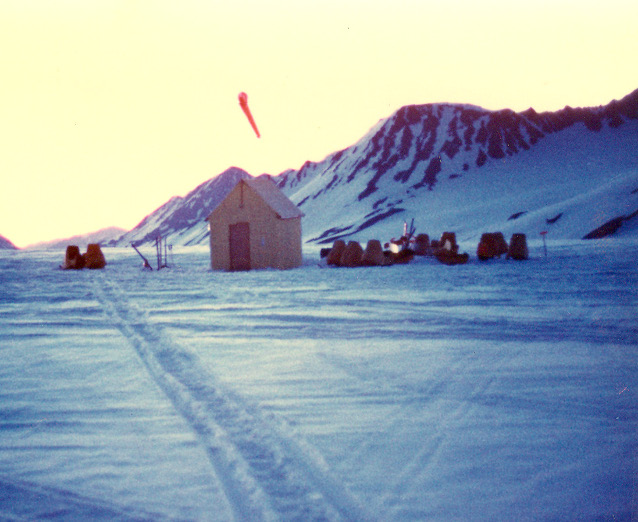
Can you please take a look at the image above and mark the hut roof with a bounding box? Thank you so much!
[207,177,304,220]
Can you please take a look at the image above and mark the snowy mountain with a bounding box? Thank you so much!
[110,166,250,247]
[26,226,127,250]
[0,234,17,250]
[114,90,638,247]
[278,88,638,244]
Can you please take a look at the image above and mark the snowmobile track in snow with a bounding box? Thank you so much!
[92,274,371,522]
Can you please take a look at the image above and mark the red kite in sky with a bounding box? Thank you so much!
[238,92,260,138]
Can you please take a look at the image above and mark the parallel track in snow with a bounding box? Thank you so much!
[92,274,371,522]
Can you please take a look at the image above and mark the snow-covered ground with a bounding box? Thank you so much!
[1,240,636,521]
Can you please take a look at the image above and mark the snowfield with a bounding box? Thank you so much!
[1,240,636,520]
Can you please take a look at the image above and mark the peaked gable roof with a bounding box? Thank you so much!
[207,176,304,220]
[246,177,304,219]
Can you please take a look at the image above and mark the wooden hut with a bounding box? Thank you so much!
[206,177,304,271]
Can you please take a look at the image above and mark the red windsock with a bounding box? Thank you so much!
[238,92,260,138]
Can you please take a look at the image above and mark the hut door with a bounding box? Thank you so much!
[229,222,250,271]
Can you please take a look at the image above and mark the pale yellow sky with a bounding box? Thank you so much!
[1,0,637,247]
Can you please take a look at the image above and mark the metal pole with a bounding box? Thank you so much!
[540,231,548,257]
[164,237,168,268]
